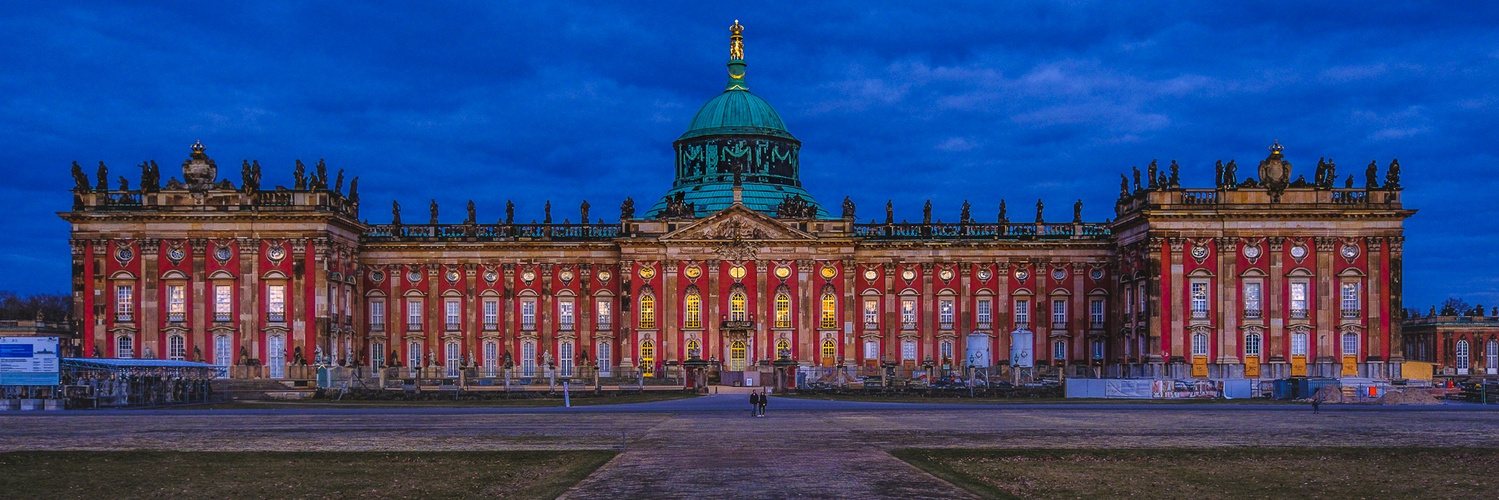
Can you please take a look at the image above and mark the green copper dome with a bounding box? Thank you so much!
[648,21,830,220]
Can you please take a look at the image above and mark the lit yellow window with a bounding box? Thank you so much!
[684,293,701,329]
[820,293,837,329]
[639,295,655,329]
[775,293,792,328]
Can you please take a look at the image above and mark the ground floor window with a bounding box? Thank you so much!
[729,340,746,371]
[1341,333,1358,358]
[559,341,574,377]
[371,341,385,369]
[483,341,498,377]
[214,335,232,373]
[1053,340,1067,361]
[167,334,186,361]
[686,339,701,360]
[822,339,836,362]
[598,341,612,376]
[1091,339,1104,360]
[1291,332,1308,356]
[117,335,134,359]
[1489,340,1498,373]
[640,340,655,376]
[1191,333,1208,357]
[939,340,953,363]
[901,339,916,362]
[268,335,286,378]
[521,340,536,377]
[407,341,422,376]
[776,339,791,359]
[864,340,878,361]
[1456,340,1470,372]
[445,341,460,377]
[1244,333,1263,358]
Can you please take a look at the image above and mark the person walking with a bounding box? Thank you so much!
[749,391,760,418]
[759,390,768,417]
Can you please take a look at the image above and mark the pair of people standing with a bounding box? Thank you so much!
[749,390,769,417]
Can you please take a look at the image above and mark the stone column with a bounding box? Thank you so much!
[1166,238,1185,370]
[1386,237,1405,371]
[1366,237,1384,376]
[1267,237,1285,369]
[141,239,160,359]
[191,239,208,362]
[705,259,719,363]
[662,262,676,362]
[1217,237,1240,367]
[1145,238,1165,372]
[921,262,934,362]
[1315,237,1336,375]
[996,262,1011,365]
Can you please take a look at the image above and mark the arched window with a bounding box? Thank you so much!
[820,292,838,329]
[168,334,186,361]
[406,340,422,376]
[214,334,232,370]
[1191,333,1209,357]
[1244,333,1263,358]
[445,341,460,377]
[117,335,134,359]
[940,340,953,362]
[1291,332,1308,356]
[638,294,656,329]
[686,339,701,359]
[901,339,917,361]
[521,340,536,377]
[773,292,791,328]
[268,335,286,378]
[483,341,498,377]
[1341,332,1359,358]
[729,340,747,371]
[1053,340,1067,361]
[1091,338,1105,360]
[597,341,613,376]
[1489,340,1499,375]
[1455,340,1470,372]
[640,340,656,376]
[371,341,385,369]
[731,291,749,322]
[821,339,836,362]
[684,291,702,329]
[559,341,574,377]
[776,338,791,359]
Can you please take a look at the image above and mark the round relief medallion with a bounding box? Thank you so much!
[597,270,612,283]
[938,269,953,281]
[1242,245,1262,259]
[167,247,185,263]
[1290,245,1308,260]
[267,245,286,262]
[370,270,385,283]
[821,266,837,279]
[1190,245,1209,261]
[977,269,992,282]
[728,265,747,280]
[638,266,655,281]
[115,246,133,263]
[901,269,916,281]
[446,269,460,284]
[406,270,421,283]
[1340,244,1359,259]
[1090,268,1104,280]
[683,266,701,279]
[1014,269,1029,281]
[863,269,878,281]
[560,270,575,282]
[483,270,498,284]
[521,269,537,282]
[1052,268,1067,281]
[774,265,791,280]
[214,246,232,262]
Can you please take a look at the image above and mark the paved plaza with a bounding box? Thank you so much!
[3,396,1497,498]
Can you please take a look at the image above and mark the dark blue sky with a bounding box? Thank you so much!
[2,2,1495,309]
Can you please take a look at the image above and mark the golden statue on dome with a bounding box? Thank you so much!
[730,20,744,60]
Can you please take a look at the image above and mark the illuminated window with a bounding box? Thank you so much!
[640,340,655,376]
[729,340,746,371]
[901,298,916,330]
[822,339,836,361]
[820,293,838,329]
[684,291,702,329]
[773,292,791,328]
[115,284,135,322]
[776,339,791,359]
[686,339,701,359]
[638,294,655,329]
[863,298,879,327]
[938,298,954,328]
[731,291,749,322]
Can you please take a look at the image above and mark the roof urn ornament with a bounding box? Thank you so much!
[181,140,218,192]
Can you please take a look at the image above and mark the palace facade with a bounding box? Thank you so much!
[60,23,1415,382]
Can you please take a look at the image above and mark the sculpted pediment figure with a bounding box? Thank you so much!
[660,204,816,243]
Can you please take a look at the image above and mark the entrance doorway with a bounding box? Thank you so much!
[267,335,285,379]
[729,340,747,371]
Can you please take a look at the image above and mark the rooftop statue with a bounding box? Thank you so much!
[922,200,932,224]
[1215,160,1225,188]
[581,200,591,224]
[140,160,160,192]
[1120,174,1130,198]
[841,196,855,219]
[1147,159,1159,189]
[392,200,401,226]
[960,200,971,223]
[465,200,476,225]
[96,161,108,191]
[429,199,439,224]
[117,175,129,192]
[1073,199,1083,223]
[349,176,358,202]
[544,200,552,224]
[885,200,893,224]
[1224,160,1238,187]
[1365,160,1378,189]
[71,161,90,192]
[335,168,345,194]
[1035,198,1044,223]
[619,198,633,220]
[293,160,306,190]
[1385,159,1401,189]
[1131,166,1141,192]
[998,199,1007,222]
[506,200,516,224]
[1168,160,1180,188]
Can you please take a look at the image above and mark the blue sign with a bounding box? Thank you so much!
[0,337,60,386]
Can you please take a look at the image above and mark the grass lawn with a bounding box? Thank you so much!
[174,390,698,410]
[892,447,1499,499]
[0,450,615,500]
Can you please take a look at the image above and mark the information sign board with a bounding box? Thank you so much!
[0,337,61,386]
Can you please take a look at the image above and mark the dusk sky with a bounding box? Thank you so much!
[2,2,1495,309]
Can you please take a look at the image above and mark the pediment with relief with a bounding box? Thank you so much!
[661,204,816,242]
